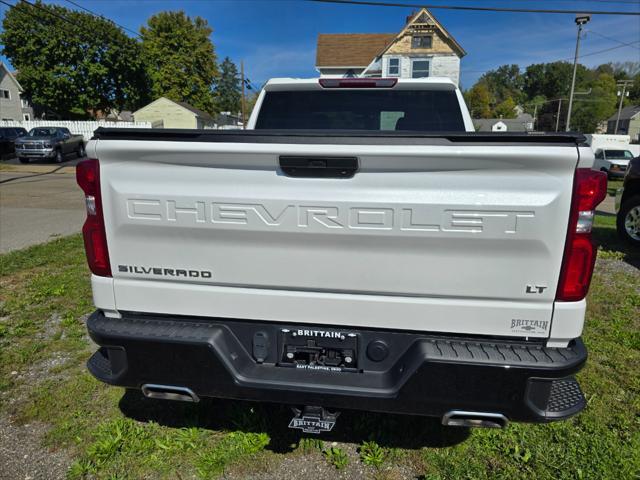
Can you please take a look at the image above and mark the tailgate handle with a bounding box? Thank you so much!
[279,156,358,178]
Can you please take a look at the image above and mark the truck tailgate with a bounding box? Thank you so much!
[93,132,580,338]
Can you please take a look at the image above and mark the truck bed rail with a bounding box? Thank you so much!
[92,127,586,146]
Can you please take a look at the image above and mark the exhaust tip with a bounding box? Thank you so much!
[141,384,199,403]
[442,410,508,429]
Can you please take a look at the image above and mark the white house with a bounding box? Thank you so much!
[315,8,466,85]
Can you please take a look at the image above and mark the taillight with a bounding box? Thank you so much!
[556,169,607,301]
[318,78,398,88]
[76,159,111,277]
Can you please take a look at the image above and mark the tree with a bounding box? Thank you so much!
[493,97,517,119]
[0,1,148,118]
[215,57,241,113]
[571,73,617,133]
[523,61,589,100]
[245,92,260,120]
[629,74,640,104]
[141,11,218,115]
[478,64,524,105]
[464,83,492,118]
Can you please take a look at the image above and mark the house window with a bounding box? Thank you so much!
[21,98,29,108]
[411,35,432,49]
[411,60,430,78]
[387,58,400,77]
[0,90,10,100]
[23,113,31,121]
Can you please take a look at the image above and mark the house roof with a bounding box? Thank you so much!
[134,97,214,122]
[0,62,23,91]
[177,102,214,122]
[316,33,396,68]
[388,8,466,57]
[607,105,640,122]
[316,8,465,69]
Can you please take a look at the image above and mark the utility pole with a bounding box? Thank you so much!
[556,98,563,132]
[240,60,246,129]
[566,14,591,132]
[614,80,633,134]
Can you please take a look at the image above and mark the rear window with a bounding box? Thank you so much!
[255,90,465,131]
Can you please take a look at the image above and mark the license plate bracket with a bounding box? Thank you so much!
[278,328,358,372]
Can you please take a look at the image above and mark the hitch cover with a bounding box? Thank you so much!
[288,406,339,434]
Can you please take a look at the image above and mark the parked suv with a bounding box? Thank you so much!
[0,126,27,159]
[15,127,85,163]
[616,156,640,246]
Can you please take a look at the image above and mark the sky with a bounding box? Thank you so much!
[1,0,639,90]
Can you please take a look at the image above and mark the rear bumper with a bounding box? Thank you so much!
[87,310,587,423]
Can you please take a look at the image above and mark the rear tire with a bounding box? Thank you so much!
[55,149,64,163]
[18,157,28,164]
[77,143,86,158]
[617,195,640,246]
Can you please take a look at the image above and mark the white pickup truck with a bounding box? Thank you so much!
[78,78,606,433]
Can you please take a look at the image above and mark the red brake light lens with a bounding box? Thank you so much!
[76,159,111,277]
[575,168,607,211]
[319,78,398,88]
[556,169,607,302]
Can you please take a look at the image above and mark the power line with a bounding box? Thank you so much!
[578,39,640,59]
[433,0,640,3]
[587,29,640,50]
[19,0,84,30]
[63,0,141,38]
[308,0,640,15]
[461,40,640,76]
[1,0,138,49]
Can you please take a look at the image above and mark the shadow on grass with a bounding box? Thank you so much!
[119,389,470,453]
[593,225,640,269]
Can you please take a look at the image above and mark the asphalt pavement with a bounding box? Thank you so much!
[0,160,85,254]
[2,155,83,167]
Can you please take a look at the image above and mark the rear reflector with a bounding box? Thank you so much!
[556,169,607,302]
[319,78,398,88]
[76,159,111,277]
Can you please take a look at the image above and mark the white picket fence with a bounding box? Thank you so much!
[0,120,152,141]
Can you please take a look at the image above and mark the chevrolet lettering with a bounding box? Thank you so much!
[126,199,536,235]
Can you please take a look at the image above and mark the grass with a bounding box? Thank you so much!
[323,446,349,470]
[0,194,638,478]
[359,441,387,468]
[606,179,623,197]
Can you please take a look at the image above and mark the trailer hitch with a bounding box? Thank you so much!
[288,406,340,434]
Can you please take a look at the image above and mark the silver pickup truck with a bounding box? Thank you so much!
[15,126,85,163]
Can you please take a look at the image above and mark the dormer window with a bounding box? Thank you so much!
[411,35,432,49]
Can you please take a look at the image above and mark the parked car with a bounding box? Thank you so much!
[593,148,634,179]
[615,156,640,246]
[0,126,27,159]
[78,77,606,433]
[14,127,85,163]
